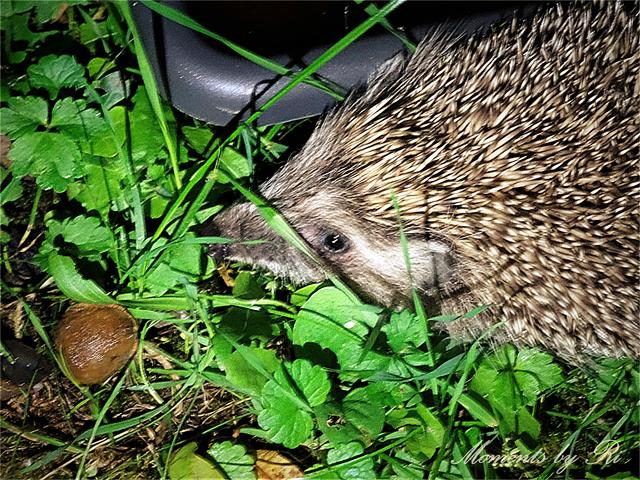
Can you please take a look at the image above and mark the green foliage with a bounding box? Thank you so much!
[28,54,87,99]
[1,97,48,135]
[324,442,376,479]
[2,2,638,479]
[207,441,255,479]
[169,441,256,480]
[10,131,83,192]
[257,361,320,448]
[168,442,224,480]
[470,345,563,441]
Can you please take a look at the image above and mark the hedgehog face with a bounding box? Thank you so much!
[208,188,455,307]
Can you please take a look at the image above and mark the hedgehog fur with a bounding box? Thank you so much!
[209,2,640,360]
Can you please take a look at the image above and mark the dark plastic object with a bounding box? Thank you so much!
[131,1,536,126]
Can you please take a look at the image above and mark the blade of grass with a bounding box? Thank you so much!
[17,185,41,248]
[0,417,84,454]
[118,2,181,189]
[118,236,264,286]
[127,179,216,283]
[75,373,128,480]
[83,82,147,255]
[354,0,416,52]
[118,295,191,311]
[392,193,434,367]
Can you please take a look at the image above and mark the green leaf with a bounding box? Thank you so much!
[0,97,48,137]
[514,348,563,398]
[469,346,556,439]
[222,347,278,397]
[292,287,390,372]
[342,388,385,440]
[454,391,498,427]
[314,404,363,446]
[0,12,57,51]
[213,147,253,183]
[109,88,166,165]
[217,307,274,343]
[231,271,265,300]
[257,359,330,448]
[325,442,375,480]
[494,403,541,441]
[470,346,563,412]
[290,283,321,307]
[287,359,331,407]
[389,450,424,479]
[2,2,34,18]
[9,131,82,192]
[145,235,213,294]
[27,55,86,99]
[168,442,224,480]
[66,157,128,215]
[182,125,215,154]
[0,208,10,243]
[87,58,112,78]
[405,404,445,459]
[45,215,113,257]
[588,358,636,403]
[383,309,426,352]
[50,98,117,157]
[207,441,255,480]
[96,71,130,109]
[257,380,314,449]
[1,176,23,205]
[46,251,113,303]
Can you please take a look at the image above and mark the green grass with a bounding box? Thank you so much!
[0,1,638,479]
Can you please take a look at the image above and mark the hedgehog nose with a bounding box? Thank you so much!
[201,223,230,263]
[207,242,230,263]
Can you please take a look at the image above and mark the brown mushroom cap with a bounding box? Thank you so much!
[56,304,138,385]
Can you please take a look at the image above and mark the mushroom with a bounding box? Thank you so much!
[56,304,138,385]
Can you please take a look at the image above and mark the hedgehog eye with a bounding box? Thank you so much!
[321,232,349,254]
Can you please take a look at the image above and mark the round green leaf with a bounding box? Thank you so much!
[169,442,224,480]
[292,287,389,372]
[285,359,331,407]
[257,379,314,449]
[326,442,375,480]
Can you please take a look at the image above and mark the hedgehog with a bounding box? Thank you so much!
[208,2,640,360]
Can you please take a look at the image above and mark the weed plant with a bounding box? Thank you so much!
[0,1,638,479]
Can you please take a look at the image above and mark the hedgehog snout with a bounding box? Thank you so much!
[205,206,245,263]
[200,222,230,262]
[207,241,230,264]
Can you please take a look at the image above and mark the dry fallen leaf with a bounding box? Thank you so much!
[255,450,304,480]
[217,265,236,287]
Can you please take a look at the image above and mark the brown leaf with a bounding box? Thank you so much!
[255,450,304,480]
